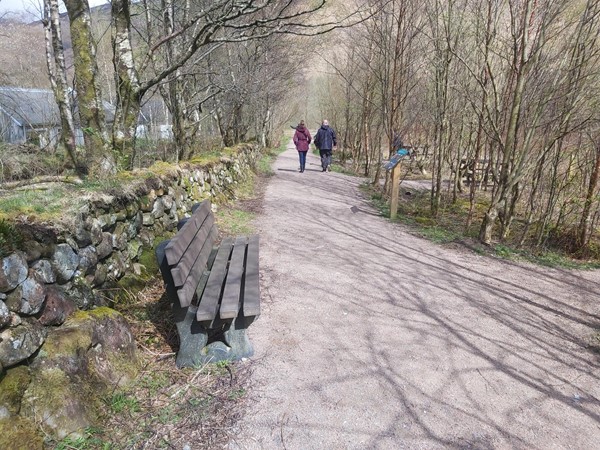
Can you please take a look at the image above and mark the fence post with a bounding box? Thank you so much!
[390,164,401,220]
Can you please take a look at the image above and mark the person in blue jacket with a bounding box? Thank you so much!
[313,120,337,172]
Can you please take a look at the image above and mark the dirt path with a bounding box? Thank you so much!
[229,141,600,449]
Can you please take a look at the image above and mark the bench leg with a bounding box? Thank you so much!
[173,302,208,369]
[222,315,255,360]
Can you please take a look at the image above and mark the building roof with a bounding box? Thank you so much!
[0,86,115,128]
[0,87,59,127]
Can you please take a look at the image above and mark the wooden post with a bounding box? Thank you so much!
[390,164,401,220]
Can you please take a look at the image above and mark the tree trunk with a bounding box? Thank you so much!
[63,0,114,176]
[111,0,143,166]
[43,0,85,176]
[577,143,600,252]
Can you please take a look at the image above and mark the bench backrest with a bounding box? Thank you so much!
[164,200,218,307]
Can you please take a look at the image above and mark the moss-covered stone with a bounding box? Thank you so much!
[21,367,97,440]
[139,195,154,212]
[0,416,43,449]
[18,307,138,440]
[0,365,31,416]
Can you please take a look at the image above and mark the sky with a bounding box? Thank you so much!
[0,0,109,19]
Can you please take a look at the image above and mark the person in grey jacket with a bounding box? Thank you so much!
[313,120,337,172]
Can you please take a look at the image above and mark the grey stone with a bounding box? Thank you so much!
[65,236,79,252]
[23,240,43,262]
[6,274,46,316]
[127,211,143,239]
[161,194,174,211]
[0,252,28,293]
[168,199,178,219]
[152,220,165,235]
[78,204,90,217]
[107,252,127,279]
[92,264,107,287]
[9,312,21,327]
[0,300,10,329]
[96,233,113,260]
[67,280,95,311]
[151,198,165,219]
[0,318,47,368]
[86,218,103,245]
[127,240,142,260]
[31,259,56,283]
[74,224,93,247]
[77,246,98,276]
[18,273,47,315]
[115,210,127,222]
[139,191,156,212]
[37,285,77,326]
[173,304,209,369]
[97,213,117,230]
[4,285,22,312]
[112,223,128,250]
[126,202,139,219]
[142,213,155,226]
[51,244,80,284]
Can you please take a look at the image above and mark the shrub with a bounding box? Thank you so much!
[0,219,24,257]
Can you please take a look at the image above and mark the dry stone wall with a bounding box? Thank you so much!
[0,143,260,442]
[0,143,259,370]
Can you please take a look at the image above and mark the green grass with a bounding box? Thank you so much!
[55,427,110,450]
[256,139,287,176]
[107,392,141,414]
[139,373,170,394]
[330,163,360,176]
[228,388,247,400]
[360,181,600,269]
[215,208,255,235]
[0,188,73,221]
[418,225,461,244]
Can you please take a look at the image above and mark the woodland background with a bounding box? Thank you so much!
[1,0,600,259]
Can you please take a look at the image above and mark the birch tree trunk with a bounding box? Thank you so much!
[111,0,143,166]
[43,0,84,176]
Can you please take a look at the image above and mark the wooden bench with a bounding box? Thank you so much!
[155,200,260,368]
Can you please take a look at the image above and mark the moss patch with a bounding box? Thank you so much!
[64,307,122,329]
[39,326,93,360]
[0,417,44,450]
[22,367,98,440]
[0,365,31,415]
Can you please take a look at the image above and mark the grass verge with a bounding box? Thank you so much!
[360,181,600,269]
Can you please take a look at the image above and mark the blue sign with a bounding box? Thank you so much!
[384,153,404,171]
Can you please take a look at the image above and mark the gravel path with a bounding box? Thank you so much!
[229,141,600,449]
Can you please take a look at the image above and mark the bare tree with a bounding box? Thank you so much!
[42,0,82,174]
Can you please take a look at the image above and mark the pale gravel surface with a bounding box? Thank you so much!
[229,141,600,449]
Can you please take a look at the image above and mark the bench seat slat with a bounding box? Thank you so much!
[243,235,260,317]
[171,214,215,286]
[220,236,247,319]
[196,238,234,322]
[176,225,218,307]
[164,201,211,266]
